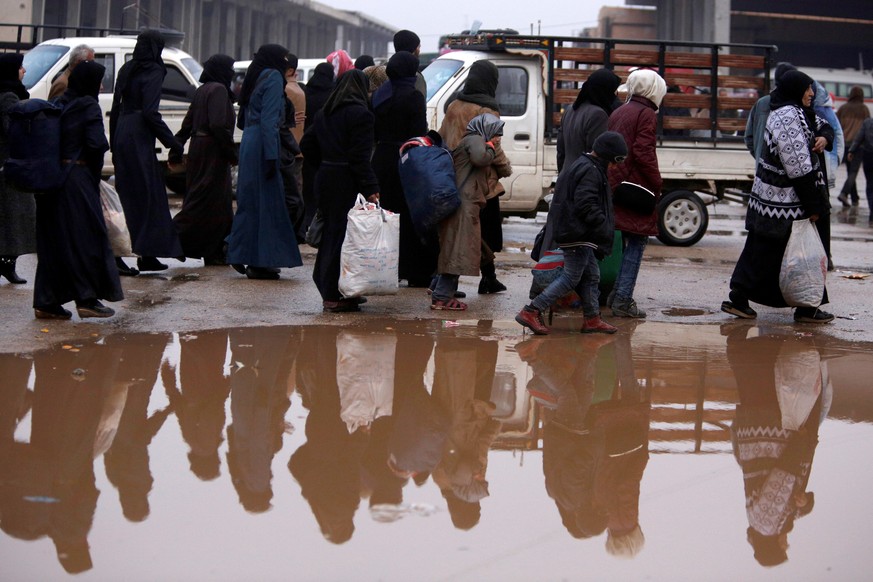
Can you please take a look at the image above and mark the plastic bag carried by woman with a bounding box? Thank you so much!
[339,194,400,297]
[99,180,132,256]
[779,219,827,307]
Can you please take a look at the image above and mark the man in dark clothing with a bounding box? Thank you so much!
[516,131,628,335]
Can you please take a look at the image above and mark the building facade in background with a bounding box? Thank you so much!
[1,0,395,60]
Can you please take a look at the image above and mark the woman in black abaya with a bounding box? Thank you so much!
[33,61,123,319]
[110,30,184,274]
[171,54,237,265]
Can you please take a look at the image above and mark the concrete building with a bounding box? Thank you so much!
[2,0,396,60]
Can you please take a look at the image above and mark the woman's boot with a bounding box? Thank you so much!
[478,261,507,294]
[0,256,26,284]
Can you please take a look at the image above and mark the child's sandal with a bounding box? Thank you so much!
[430,298,468,311]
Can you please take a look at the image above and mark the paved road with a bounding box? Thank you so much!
[2,173,871,352]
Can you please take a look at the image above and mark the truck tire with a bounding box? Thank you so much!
[657,190,708,247]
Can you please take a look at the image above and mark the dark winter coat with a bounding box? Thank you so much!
[607,96,663,236]
[110,63,183,257]
[557,102,609,172]
[300,101,379,301]
[551,153,615,258]
[0,91,36,256]
[33,95,123,308]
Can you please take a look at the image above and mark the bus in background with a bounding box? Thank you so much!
[803,67,873,115]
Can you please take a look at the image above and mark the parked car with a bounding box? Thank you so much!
[22,35,203,186]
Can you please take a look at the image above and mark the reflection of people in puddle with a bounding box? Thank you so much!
[519,329,649,557]
[519,335,611,539]
[431,334,501,530]
[164,330,231,480]
[0,353,32,449]
[289,327,367,543]
[726,326,822,567]
[0,342,119,574]
[226,328,298,513]
[103,333,172,522]
[365,328,442,517]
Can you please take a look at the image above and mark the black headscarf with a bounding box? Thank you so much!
[65,60,105,101]
[115,30,165,95]
[199,54,235,96]
[457,60,499,111]
[371,51,419,110]
[770,70,814,111]
[573,68,621,113]
[322,69,370,116]
[306,62,335,91]
[354,55,375,70]
[238,44,289,109]
[0,53,29,99]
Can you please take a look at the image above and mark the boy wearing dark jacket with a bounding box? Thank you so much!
[516,132,628,335]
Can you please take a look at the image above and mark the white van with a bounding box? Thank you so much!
[22,36,203,179]
[802,67,873,115]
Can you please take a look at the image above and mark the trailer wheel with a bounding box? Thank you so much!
[657,190,708,246]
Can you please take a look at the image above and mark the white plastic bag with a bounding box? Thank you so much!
[99,180,133,257]
[774,341,822,430]
[336,330,395,433]
[779,219,826,307]
[339,194,400,297]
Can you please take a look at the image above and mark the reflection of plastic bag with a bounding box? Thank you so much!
[339,194,399,298]
[93,381,130,458]
[336,330,396,433]
[774,342,822,431]
[779,219,826,307]
[99,180,132,257]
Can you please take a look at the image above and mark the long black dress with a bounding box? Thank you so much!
[371,54,435,287]
[173,82,236,262]
[300,72,379,303]
[33,95,123,310]
[110,55,183,258]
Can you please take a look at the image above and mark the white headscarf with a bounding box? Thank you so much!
[625,69,667,109]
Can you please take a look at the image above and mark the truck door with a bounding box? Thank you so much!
[491,59,542,210]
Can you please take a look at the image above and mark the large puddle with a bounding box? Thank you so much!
[2,319,872,580]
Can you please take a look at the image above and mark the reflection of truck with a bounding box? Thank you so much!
[422,34,777,246]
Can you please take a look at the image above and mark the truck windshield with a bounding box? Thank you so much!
[423,58,463,102]
[182,57,203,83]
[22,45,69,90]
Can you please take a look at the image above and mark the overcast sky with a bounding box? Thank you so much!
[329,0,628,54]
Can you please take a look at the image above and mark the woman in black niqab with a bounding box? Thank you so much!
[456,60,499,111]
[238,44,289,119]
[63,59,105,102]
[115,29,165,96]
[0,53,29,100]
[573,68,621,113]
[199,54,236,98]
[321,68,370,117]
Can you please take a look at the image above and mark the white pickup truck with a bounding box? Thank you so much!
[422,34,777,246]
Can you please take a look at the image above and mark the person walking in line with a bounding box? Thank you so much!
[515,132,627,335]
[438,60,512,295]
[606,69,667,318]
[47,44,94,101]
[300,69,379,312]
[0,53,35,285]
[837,86,870,207]
[721,70,834,324]
[430,114,503,311]
[557,68,622,172]
[300,62,334,235]
[847,116,873,223]
[225,44,302,280]
[33,61,123,319]
[171,54,237,266]
[110,30,184,275]
[371,51,433,288]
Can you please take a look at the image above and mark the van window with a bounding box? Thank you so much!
[22,44,69,89]
[423,59,463,101]
[496,66,528,117]
[93,53,115,93]
[162,66,195,102]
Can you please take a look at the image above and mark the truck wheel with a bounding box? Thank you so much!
[657,190,708,247]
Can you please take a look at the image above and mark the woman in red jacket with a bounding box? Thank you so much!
[606,69,667,318]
